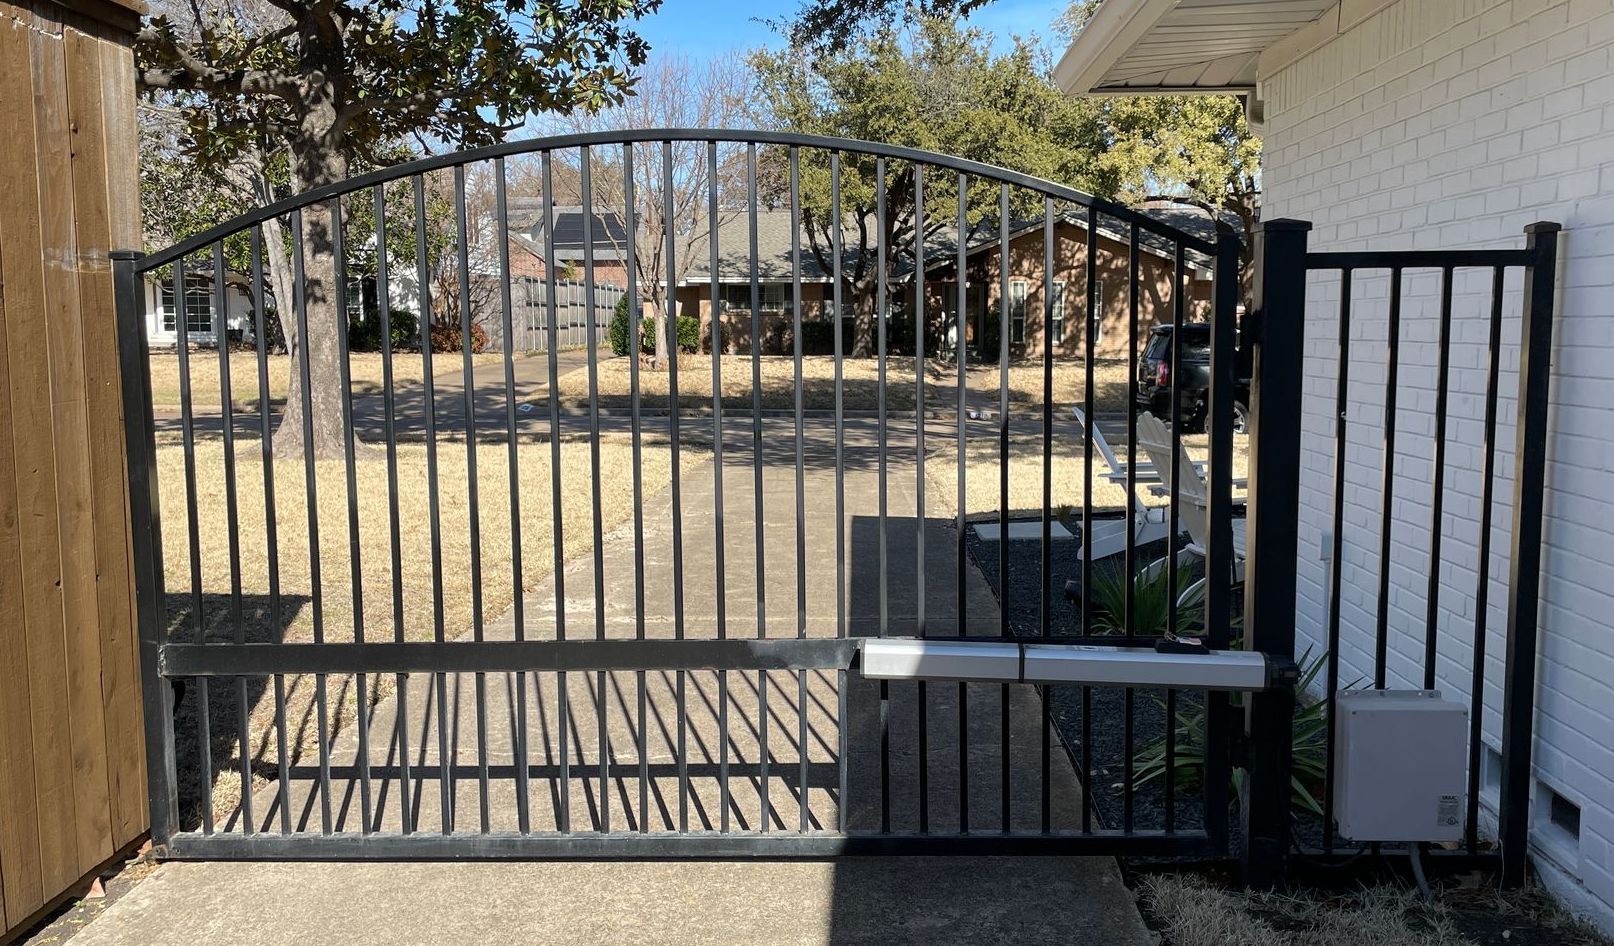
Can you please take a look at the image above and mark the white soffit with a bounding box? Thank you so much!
[1054,0,1342,96]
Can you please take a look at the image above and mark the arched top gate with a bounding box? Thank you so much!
[113,129,1255,861]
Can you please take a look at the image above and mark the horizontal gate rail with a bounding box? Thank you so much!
[162,638,859,676]
[162,830,1221,860]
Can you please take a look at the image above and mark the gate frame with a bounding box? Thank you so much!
[111,128,1290,870]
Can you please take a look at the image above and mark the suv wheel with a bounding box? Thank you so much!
[1233,401,1250,434]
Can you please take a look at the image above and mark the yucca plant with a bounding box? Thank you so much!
[1085,562,1206,636]
[1134,646,1335,815]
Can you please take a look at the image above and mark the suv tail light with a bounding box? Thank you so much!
[1155,361,1170,386]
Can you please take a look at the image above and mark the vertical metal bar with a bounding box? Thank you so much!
[1203,231,1240,854]
[1168,243,1183,642]
[662,141,689,834]
[1239,219,1311,889]
[1123,221,1140,832]
[1040,206,1055,637]
[113,251,179,844]
[330,198,374,835]
[493,159,531,834]
[873,156,890,832]
[708,140,729,833]
[178,251,212,836]
[248,229,291,836]
[912,163,928,834]
[1164,240,1185,834]
[1080,206,1098,835]
[791,147,810,834]
[539,154,571,833]
[374,188,414,835]
[289,211,334,835]
[413,177,452,835]
[1499,222,1560,888]
[831,151,848,832]
[1423,267,1455,689]
[579,150,610,832]
[745,143,770,830]
[623,145,649,834]
[1374,267,1403,689]
[876,157,889,639]
[452,166,491,834]
[211,241,251,835]
[1466,265,1505,855]
[914,166,927,637]
[1323,268,1353,853]
[955,178,969,634]
[997,186,1009,632]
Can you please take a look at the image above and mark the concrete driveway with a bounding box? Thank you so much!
[83,353,1156,945]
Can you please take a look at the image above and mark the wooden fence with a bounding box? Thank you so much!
[0,0,148,939]
[477,277,626,352]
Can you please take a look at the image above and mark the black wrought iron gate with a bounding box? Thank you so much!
[115,130,1298,871]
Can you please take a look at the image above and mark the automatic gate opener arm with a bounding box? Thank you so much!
[858,638,1280,692]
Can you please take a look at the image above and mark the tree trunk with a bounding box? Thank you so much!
[273,141,356,461]
[259,213,295,353]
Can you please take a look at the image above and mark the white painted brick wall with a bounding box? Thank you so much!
[1260,0,1614,930]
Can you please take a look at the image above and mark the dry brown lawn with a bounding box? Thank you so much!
[924,431,1249,520]
[148,350,520,410]
[555,355,1135,414]
[159,431,704,824]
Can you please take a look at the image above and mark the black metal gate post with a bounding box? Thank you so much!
[1239,219,1311,888]
[112,249,179,847]
[1498,222,1560,888]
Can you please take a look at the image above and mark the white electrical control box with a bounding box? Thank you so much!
[1333,689,1468,843]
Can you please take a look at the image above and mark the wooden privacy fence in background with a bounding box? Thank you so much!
[476,277,627,352]
[0,0,148,939]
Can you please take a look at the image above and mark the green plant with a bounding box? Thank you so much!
[676,314,700,353]
[1085,563,1205,636]
[800,320,836,354]
[347,308,418,352]
[608,295,634,356]
[1134,646,1334,815]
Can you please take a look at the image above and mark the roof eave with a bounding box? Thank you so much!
[1053,0,1182,97]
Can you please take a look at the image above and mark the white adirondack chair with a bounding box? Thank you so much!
[1133,411,1246,582]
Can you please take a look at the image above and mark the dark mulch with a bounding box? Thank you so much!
[964,517,1333,851]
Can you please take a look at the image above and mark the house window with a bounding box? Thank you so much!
[346,279,367,322]
[721,283,788,314]
[1009,279,1027,343]
[1050,280,1067,344]
[161,277,214,336]
[1088,278,1104,346]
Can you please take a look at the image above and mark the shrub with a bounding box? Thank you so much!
[608,295,635,356]
[676,314,700,353]
[429,320,488,353]
[348,308,418,352]
[617,307,703,356]
[1135,648,1332,815]
[800,320,835,355]
[1085,563,1206,636]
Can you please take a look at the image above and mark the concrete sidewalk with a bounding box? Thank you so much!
[68,857,1150,945]
[71,423,1154,944]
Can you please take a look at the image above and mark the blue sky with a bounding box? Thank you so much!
[633,0,1069,60]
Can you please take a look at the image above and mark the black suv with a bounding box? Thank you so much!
[1135,324,1249,432]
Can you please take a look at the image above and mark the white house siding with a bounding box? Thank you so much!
[1258,0,1614,929]
[142,277,255,347]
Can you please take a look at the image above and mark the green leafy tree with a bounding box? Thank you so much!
[775,0,1262,303]
[749,18,1104,355]
[136,0,658,457]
